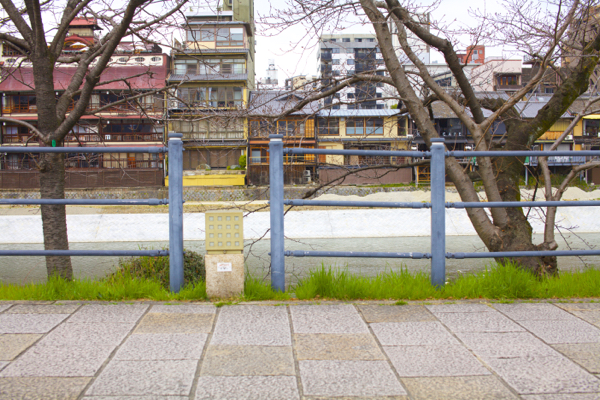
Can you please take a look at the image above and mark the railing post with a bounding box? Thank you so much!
[168,133,184,293]
[430,138,446,287]
[269,134,285,292]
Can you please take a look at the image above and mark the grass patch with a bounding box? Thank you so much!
[242,275,290,301]
[293,263,600,300]
[0,273,207,301]
[2,259,599,302]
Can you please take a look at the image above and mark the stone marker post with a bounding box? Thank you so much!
[205,210,244,298]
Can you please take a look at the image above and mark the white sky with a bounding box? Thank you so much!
[253,0,517,83]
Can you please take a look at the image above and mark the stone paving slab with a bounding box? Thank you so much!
[0,313,70,334]
[0,377,90,399]
[435,310,526,332]
[517,318,600,343]
[384,345,491,377]
[484,355,600,394]
[299,360,406,397]
[295,333,385,360]
[0,344,115,377]
[0,304,12,313]
[290,304,369,334]
[555,302,600,311]
[149,304,216,314]
[39,322,133,347]
[0,334,42,360]
[134,313,214,334]
[200,345,295,376]
[522,394,600,400]
[455,332,560,359]
[0,301,599,398]
[426,303,495,313]
[86,360,198,396]
[371,322,460,346]
[5,303,81,314]
[115,333,208,361]
[401,376,519,400]
[211,305,291,346]
[194,376,300,400]
[551,343,600,373]
[494,303,577,321]
[358,305,436,323]
[67,304,148,324]
[569,310,600,326]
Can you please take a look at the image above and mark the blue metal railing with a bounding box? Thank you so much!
[0,134,185,292]
[268,135,600,291]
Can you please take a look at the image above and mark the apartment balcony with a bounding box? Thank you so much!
[528,155,588,166]
[65,133,163,143]
[182,132,244,141]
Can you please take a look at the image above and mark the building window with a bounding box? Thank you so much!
[355,38,362,42]
[342,38,350,42]
[174,58,246,75]
[276,120,305,137]
[332,59,340,65]
[317,118,339,136]
[584,120,600,137]
[347,93,355,99]
[177,87,243,108]
[186,26,244,47]
[172,118,243,140]
[151,56,161,62]
[346,118,384,135]
[347,59,355,65]
[332,48,340,54]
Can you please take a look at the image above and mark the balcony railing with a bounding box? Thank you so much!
[529,155,588,166]
[182,132,244,140]
[249,154,316,165]
[65,133,163,142]
[2,102,163,115]
[0,157,162,170]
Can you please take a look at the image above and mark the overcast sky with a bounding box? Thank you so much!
[252,0,515,83]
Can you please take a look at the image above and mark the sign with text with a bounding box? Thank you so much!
[217,262,233,272]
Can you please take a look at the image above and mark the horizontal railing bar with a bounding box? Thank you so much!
[283,199,430,208]
[448,200,600,208]
[450,150,600,157]
[0,250,169,257]
[284,148,428,157]
[0,147,167,154]
[447,250,600,259]
[284,250,432,259]
[0,199,168,206]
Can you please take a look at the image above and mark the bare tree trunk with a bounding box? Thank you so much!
[39,152,73,280]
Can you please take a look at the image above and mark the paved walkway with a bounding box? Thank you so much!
[0,300,599,399]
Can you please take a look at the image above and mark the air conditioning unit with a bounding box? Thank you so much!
[411,145,418,151]
[406,134,414,139]
[304,169,312,183]
[566,135,573,140]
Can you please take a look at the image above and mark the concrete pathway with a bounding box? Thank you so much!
[0,300,599,399]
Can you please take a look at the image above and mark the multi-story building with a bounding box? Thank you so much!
[284,75,317,91]
[317,34,386,110]
[167,1,255,180]
[316,109,412,184]
[246,90,320,185]
[0,20,167,189]
[389,12,431,65]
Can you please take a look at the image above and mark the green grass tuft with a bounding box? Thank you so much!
[0,273,207,301]
[292,262,600,301]
[243,275,290,301]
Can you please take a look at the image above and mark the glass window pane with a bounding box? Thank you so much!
[201,28,215,41]
[216,28,229,41]
[277,121,286,135]
[231,28,243,41]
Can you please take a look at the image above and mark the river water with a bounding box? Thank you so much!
[1,233,599,285]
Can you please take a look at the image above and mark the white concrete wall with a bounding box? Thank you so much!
[2,207,600,243]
